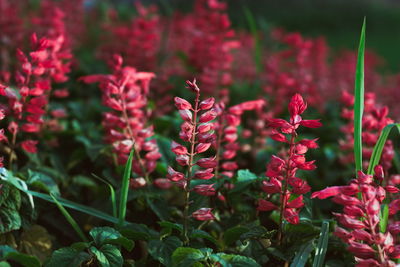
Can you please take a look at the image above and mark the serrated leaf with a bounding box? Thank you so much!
[45,247,91,267]
[0,208,21,234]
[90,244,123,267]
[148,236,182,266]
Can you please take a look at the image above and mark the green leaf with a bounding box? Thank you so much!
[210,253,261,267]
[89,227,134,251]
[172,247,204,266]
[367,124,400,175]
[0,246,40,267]
[353,17,366,173]
[118,149,134,227]
[0,184,22,234]
[313,221,329,267]
[120,223,158,241]
[90,244,123,267]
[45,247,91,267]
[0,261,11,267]
[290,239,315,267]
[190,229,218,246]
[148,236,182,266]
[159,221,183,233]
[379,204,389,233]
[50,193,88,242]
[0,207,21,234]
[236,170,257,182]
[224,226,249,246]
[90,227,121,246]
[27,170,60,196]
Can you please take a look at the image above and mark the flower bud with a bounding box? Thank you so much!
[199,98,215,110]
[174,97,192,110]
[192,208,215,221]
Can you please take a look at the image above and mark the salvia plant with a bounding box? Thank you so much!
[0,1,398,267]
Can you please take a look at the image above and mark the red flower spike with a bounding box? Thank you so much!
[21,140,38,153]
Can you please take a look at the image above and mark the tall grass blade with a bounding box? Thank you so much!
[312,221,329,267]
[353,18,366,173]
[244,7,262,72]
[92,173,117,218]
[290,239,314,267]
[50,193,88,242]
[367,123,400,175]
[118,149,134,227]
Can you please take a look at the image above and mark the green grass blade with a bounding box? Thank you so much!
[50,193,88,242]
[290,239,315,267]
[0,168,123,224]
[92,173,117,218]
[379,204,389,233]
[118,149,134,227]
[367,123,400,175]
[244,6,262,73]
[353,18,366,173]
[312,221,329,267]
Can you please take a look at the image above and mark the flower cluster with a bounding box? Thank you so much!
[0,32,71,158]
[340,91,395,173]
[312,169,400,266]
[80,55,160,183]
[213,99,265,179]
[257,94,321,230]
[167,79,218,221]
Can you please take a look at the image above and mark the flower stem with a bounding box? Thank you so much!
[182,90,200,246]
[277,132,296,246]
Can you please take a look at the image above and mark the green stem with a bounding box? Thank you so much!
[182,90,200,246]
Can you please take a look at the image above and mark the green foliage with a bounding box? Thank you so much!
[0,246,41,267]
[313,221,330,267]
[118,149,134,227]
